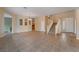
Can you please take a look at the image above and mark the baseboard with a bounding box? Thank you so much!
[76,35,79,40]
[0,33,6,38]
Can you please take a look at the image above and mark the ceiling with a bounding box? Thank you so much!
[4,7,78,17]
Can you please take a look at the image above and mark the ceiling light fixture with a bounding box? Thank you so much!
[24,7,27,9]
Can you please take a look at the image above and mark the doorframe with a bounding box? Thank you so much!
[4,16,12,34]
[32,18,35,31]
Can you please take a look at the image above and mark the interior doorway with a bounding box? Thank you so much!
[4,17,12,33]
[32,18,35,31]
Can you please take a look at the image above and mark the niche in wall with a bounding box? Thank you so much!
[19,19,23,25]
[25,19,27,25]
[29,20,31,25]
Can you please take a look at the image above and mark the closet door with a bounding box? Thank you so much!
[62,17,74,33]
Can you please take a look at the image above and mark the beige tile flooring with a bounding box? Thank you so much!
[0,31,79,52]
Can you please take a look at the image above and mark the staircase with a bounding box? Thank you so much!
[55,19,61,35]
[48,23,57,34]
[47,19,53,33]
[47,19,61,35]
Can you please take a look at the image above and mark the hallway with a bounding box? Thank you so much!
[0,31,79,52]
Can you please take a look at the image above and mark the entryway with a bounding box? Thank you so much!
[4,16,12,34]
[32,18,35,31]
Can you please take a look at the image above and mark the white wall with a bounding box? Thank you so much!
[0,8,6,38]
[0,13,4,37]
[75,10,79,39]
[14,16,32,33]
[61,17,75,32]
[40,16,45,31]
[35,16,45,32]
[14,16,45,33]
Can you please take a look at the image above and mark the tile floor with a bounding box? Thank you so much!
[0,31,79,52]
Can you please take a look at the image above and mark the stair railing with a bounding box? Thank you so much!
[55,19,61,35]
[47,19,53,33]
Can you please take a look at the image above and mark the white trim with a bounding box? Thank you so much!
[0,33,6,38]
[76,34,79,40]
